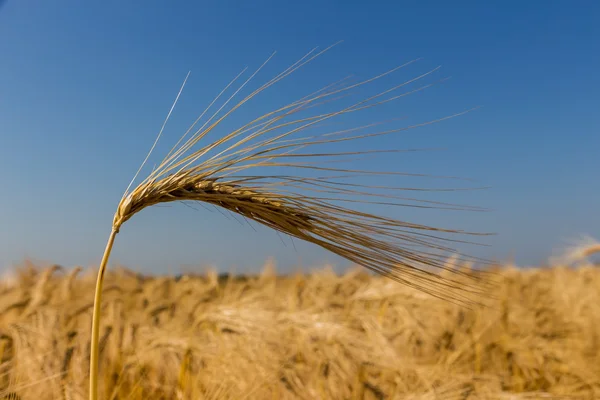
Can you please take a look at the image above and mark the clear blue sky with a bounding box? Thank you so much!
[0,0,598,274]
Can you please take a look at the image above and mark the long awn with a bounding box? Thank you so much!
[89,44,494,400]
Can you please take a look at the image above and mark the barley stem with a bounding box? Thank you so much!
[89,228,118,400]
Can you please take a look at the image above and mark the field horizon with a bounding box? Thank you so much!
[0,240,598,399]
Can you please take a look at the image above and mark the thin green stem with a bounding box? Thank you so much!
[89,228,118,400]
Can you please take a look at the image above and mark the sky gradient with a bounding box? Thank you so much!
[0,1,598,275]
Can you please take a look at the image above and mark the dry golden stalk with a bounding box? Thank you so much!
[89,44,493,399]
[550,236,600,266]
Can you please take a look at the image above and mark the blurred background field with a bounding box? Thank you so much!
[0,242,598,400]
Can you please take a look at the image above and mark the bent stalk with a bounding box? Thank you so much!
[89,229,118,400]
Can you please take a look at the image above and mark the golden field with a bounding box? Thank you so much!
[0,252,599,400]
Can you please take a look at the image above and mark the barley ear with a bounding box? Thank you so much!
[88,46,492,400]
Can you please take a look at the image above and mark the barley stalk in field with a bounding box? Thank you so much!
[89,44,492,400]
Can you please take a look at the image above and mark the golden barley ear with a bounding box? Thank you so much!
[89,44,495,400]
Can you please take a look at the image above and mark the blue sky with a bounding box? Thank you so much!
[0,0,598,274]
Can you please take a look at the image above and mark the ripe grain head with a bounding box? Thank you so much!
[109,45,495,306]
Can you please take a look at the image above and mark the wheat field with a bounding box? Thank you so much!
[0,245,598,400]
